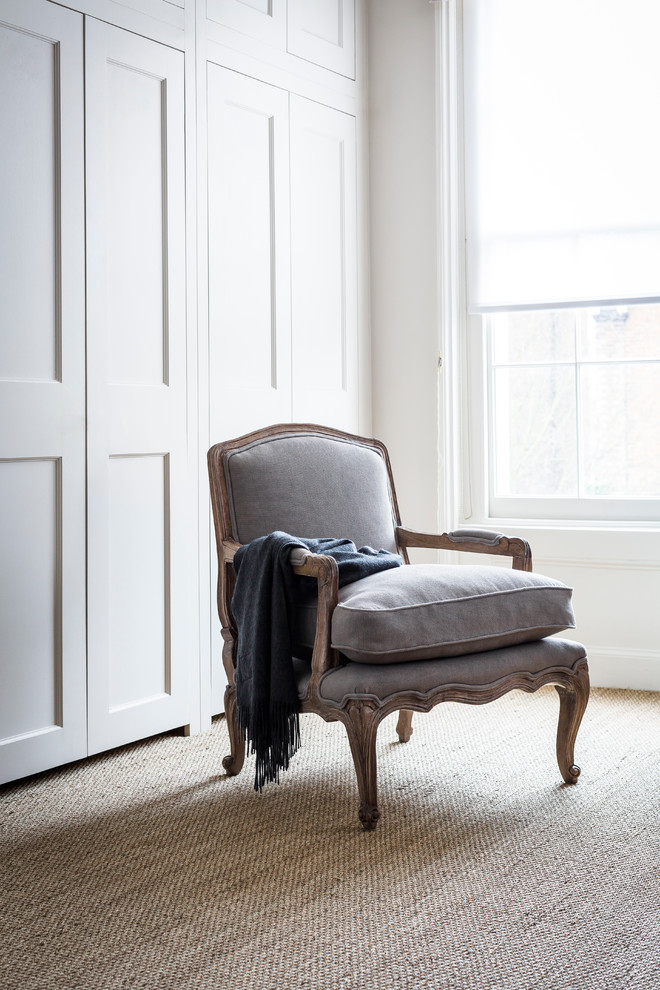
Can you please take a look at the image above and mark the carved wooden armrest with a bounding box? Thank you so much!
[220,542,339,697]
[396,526,533,571]
[288,550,340,684]
[217,540,242,674]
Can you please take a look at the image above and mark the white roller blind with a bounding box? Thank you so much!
[463,0,660,312]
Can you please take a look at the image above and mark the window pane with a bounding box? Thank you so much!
[580,363,660,497]
[491,309,575,365]
[578,304,660,361]
[493,365,577,496]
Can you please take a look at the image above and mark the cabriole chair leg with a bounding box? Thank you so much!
[555,662,590,784]
[396,709,414,743]
[342,700,382,831]
[222,683,246,776]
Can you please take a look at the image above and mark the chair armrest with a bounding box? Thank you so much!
[218,542,340,691]
[289,548,336,583]
[396,526,533,571]
[288,551,340,688]
[223,541,336,585]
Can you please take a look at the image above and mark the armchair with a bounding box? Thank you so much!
[208,424,589,830]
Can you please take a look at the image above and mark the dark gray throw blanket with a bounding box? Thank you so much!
[232,531,402,791]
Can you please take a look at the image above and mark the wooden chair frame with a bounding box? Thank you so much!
[208,423,589,830]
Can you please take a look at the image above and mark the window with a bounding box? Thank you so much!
[484,303,660,521]
[457,0,660,524]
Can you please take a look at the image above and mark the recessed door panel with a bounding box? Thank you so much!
[214,100,276,390]
[106,63,167,387]
[294,128,345,389]
[290,96,358,429]
[206,64,291,438]
[0,0,86,786]
[0,25,58,382]
[108,455,169,710]
[0,459,60,738]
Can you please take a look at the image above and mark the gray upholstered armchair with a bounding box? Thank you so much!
[208,423,589,830]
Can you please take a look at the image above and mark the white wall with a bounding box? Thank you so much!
[367,0,441,545]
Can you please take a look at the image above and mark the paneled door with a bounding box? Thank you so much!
[205,62,292,712]
[290,95,359,430]
[0,1,87,784]
[85,20,193,754]
[206,63,292,440]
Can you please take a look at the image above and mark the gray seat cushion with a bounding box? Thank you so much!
[294,563,574,663]
[316,638,586,705]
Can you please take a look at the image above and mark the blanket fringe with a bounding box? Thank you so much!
[237,703,301,792]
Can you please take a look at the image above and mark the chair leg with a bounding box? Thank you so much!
[396,709,414,743]
[555,663,590,784]
[222,683,246,776]
[342,700,382,830]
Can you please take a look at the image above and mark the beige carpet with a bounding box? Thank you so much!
[2,686,659,990]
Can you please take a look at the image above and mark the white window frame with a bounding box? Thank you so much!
[436,0,660,532]
[435,0,466,533]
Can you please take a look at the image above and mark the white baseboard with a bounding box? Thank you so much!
[585,646,660,692]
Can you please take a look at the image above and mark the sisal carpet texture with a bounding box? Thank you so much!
[1,686,659,990]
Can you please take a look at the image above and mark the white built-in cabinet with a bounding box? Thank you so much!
[0,0,364,784]
[0,0,87,782]
[0,0,195,783]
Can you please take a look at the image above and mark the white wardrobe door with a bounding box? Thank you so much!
[0,1,87,784]
[287,0,355,79]
[205,64,291,713]
[85,20,192,754]
[290,95,358,430]
[206,64,292,440]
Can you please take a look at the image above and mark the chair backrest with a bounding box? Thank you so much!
[208,424,401,553]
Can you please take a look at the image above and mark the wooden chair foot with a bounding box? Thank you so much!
[222,684,246,777]
[396,709,414,743]
[222,753,243,774]
[359,804,380,830]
